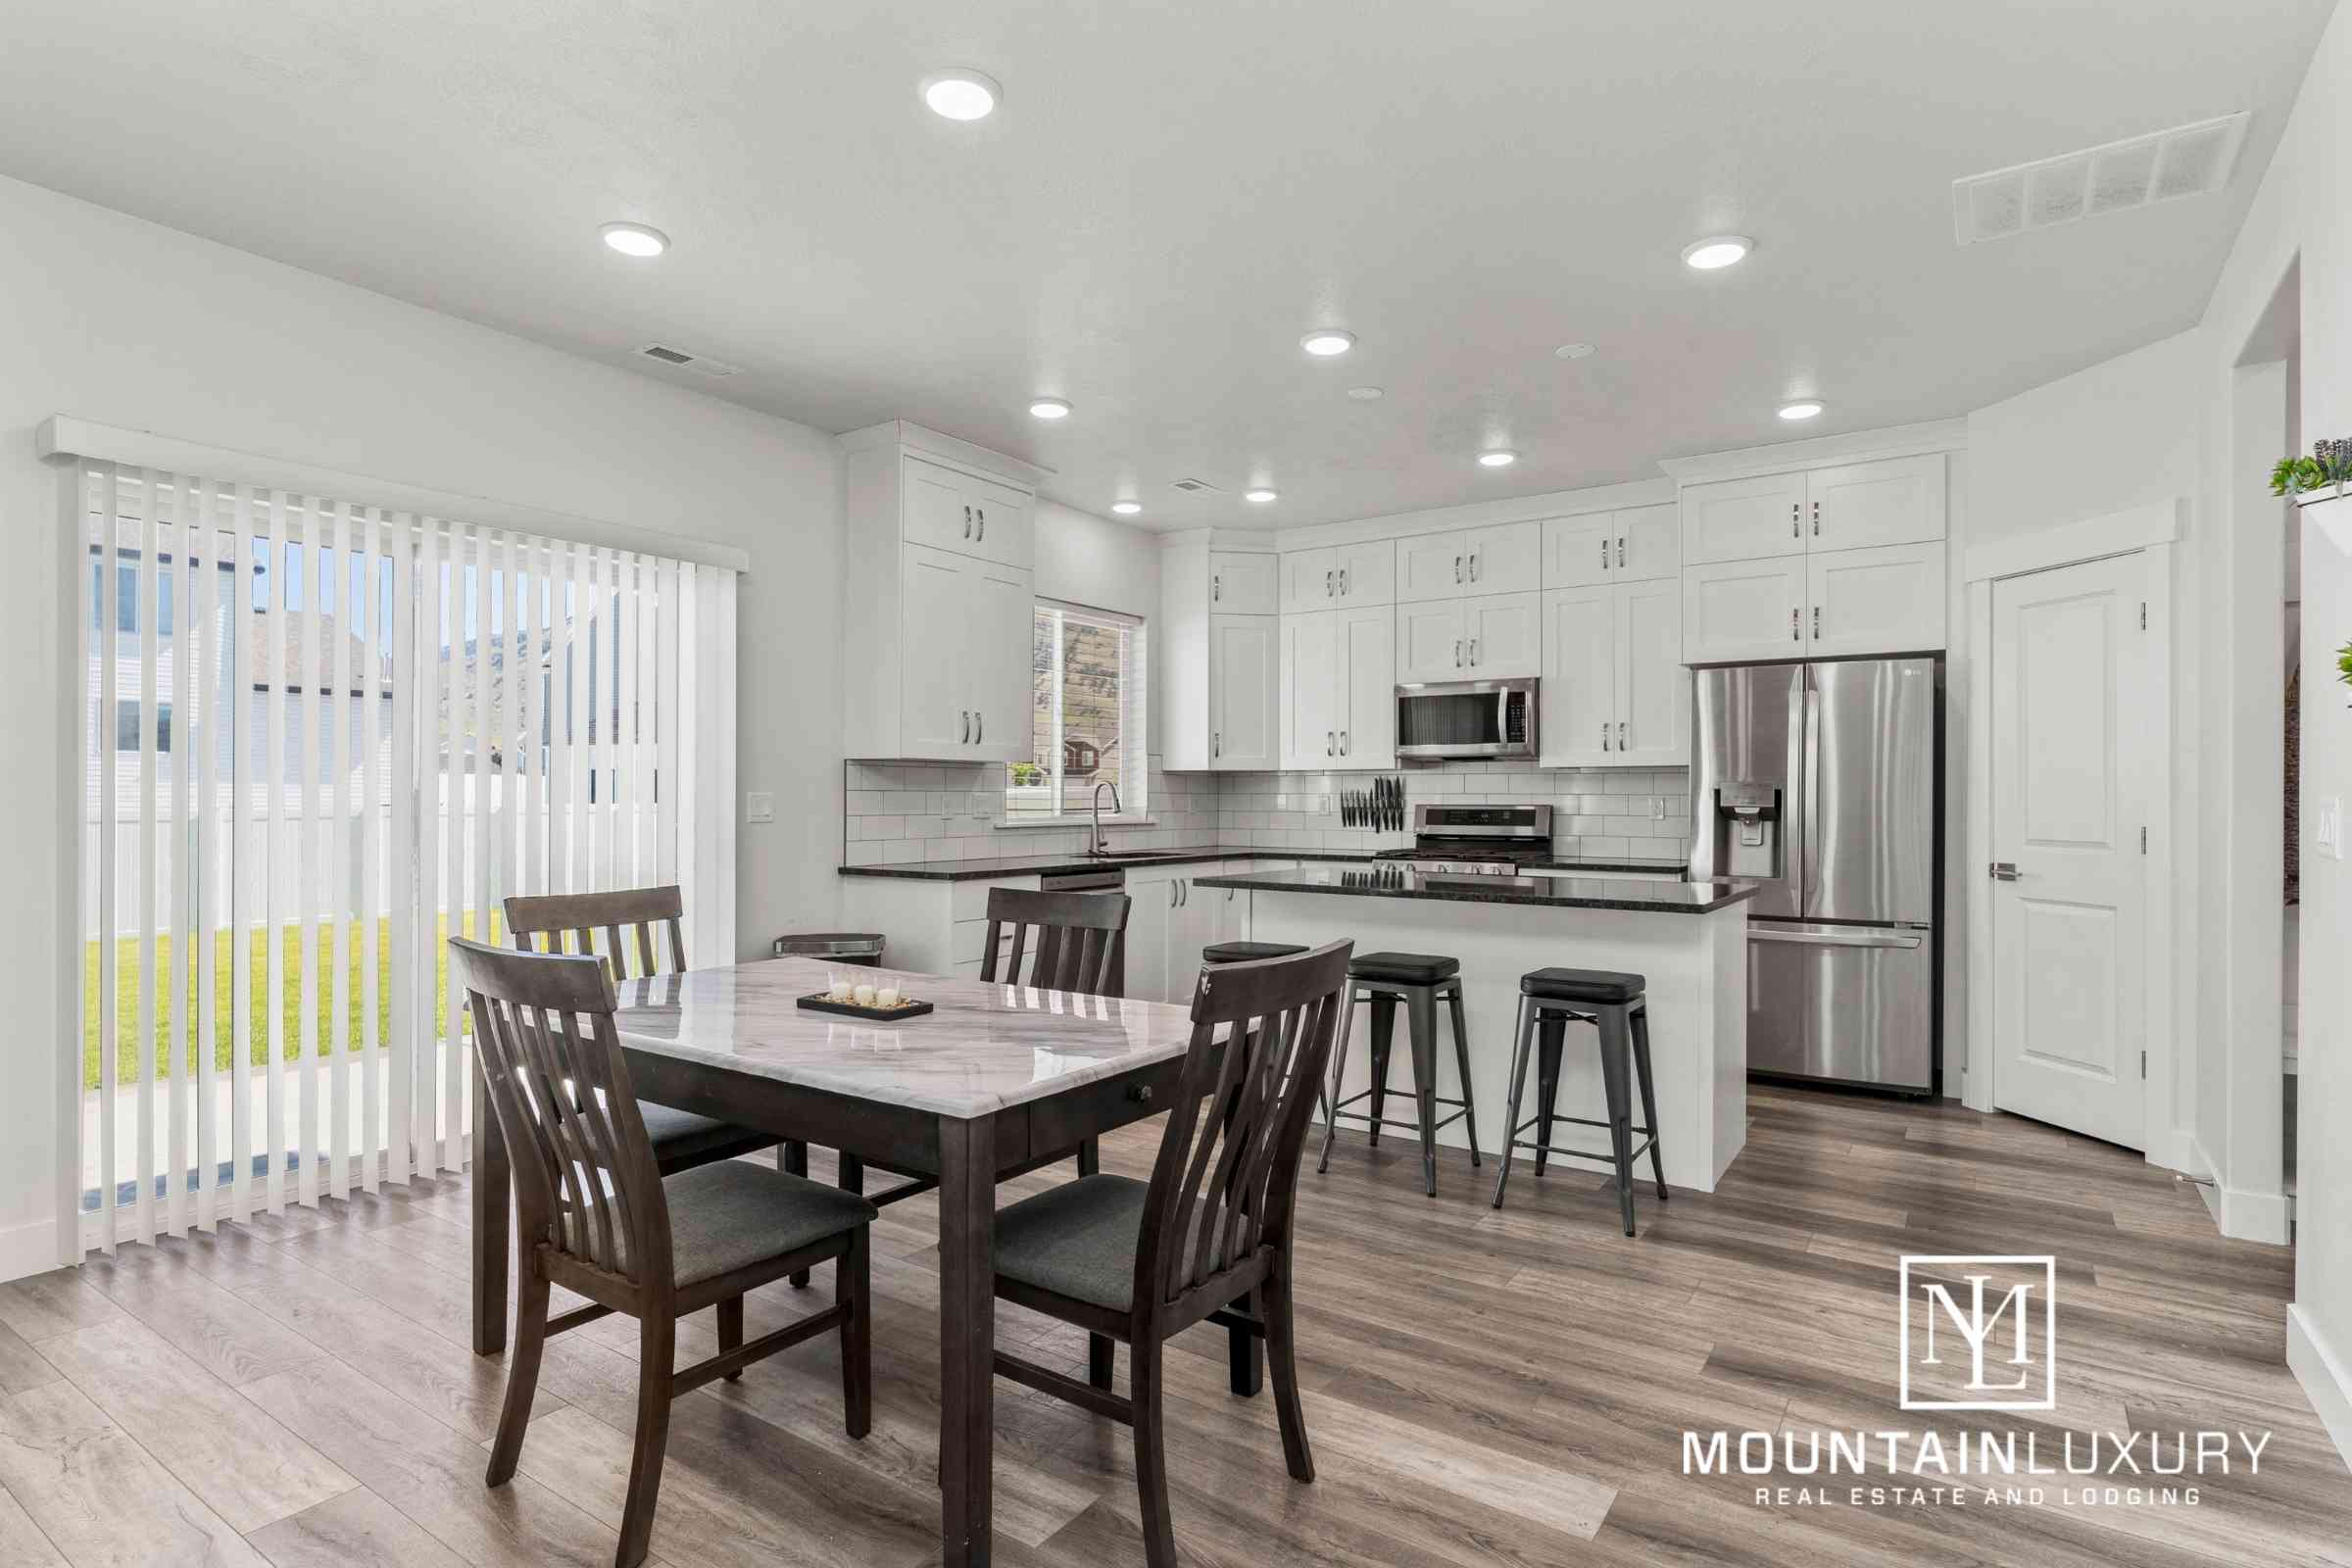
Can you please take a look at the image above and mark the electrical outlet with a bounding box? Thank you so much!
[745,791,775,824]
[2318,796,2343,860]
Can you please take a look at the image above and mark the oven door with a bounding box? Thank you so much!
[1395,680,1536,759]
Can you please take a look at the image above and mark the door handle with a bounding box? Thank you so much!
[1169,880,1179,907]
[1213,730,1221,758]
[960,710,970,743]
[1469,550,1480,581]
[1745,927,1924,950]
[1339,566,1348,595]
[1598,538,1608,570]
[1813,606,1821,639]
[1988,861,2022,881]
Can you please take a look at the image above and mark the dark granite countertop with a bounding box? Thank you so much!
[838,847,1697,882]
[1190,864,1756,914]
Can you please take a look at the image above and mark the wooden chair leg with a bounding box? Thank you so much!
[784,1141,812,1289]
[616,1313,675,1568]
[1130,1336,1179,1568]
[1087,1334,1115,1390]
[839,1228,872,1440]
[1264,1256,1314,1483]
[484,1269,549,1487]
[716,1296,744,1380]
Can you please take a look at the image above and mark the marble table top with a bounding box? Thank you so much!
[612,956,1201,1120]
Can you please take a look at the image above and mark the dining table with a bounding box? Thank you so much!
[467,955,1238,1568]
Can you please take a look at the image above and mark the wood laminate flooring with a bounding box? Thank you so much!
[0,1085,2342,1567]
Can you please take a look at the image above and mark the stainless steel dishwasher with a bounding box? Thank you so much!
[1039,866,1125,895]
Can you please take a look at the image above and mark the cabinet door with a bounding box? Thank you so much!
[1806,540,1946,657]
[1615,503,1682,583]
[899,545,977,757]
[1211,552,1278,614]
[1209,613,1278,770]
[1335,540,1396,606]
[1281,612,1340,768]
[1124,870,1177,1004]
[1336,605,1395,767]
[1543,514,1617,589]
[967,478,1034,570]
[1396,600,1468,683]
[1683,555,1809,663]
[1464,522,1539,592]
[1397,532,1469,602]
[1279,549,1336,614]
[1807,455,1944,552]
[903,457,981,558]
[1681,471,1809,565]
[1463,590,1541,677]
[968,562,1034,761]
[1615,577,1690,765]
[1170,871,1224,994]
[1539,585,1616,766]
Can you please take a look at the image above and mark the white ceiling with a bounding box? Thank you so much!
[0,1,2330,530]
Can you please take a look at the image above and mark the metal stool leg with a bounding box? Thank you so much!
[1595,1004,1638,1236]
[1405,985,1440,1197]
[1630,1001,1668,1200]
[1444,983,1481,1167]
[1317,990,1357,1174]
[1492,996,1537,1209]
[1364,992,1396,1149]
[1532,1013,1565,1177]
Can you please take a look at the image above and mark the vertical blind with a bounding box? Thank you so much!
[72,461,738,1253]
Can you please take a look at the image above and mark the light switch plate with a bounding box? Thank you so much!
[745,791,775,824]
[2317,796,2343,860]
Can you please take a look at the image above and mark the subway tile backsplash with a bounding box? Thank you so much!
[841,756,1690,866]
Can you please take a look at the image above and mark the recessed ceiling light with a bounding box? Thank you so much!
[1682,235,1752,270]
[600,222,668,258]
[920,69,1001,122]
[1245,488,1279,504]
[1778,400,1826,420]
[1477,450,1519,468]
[1110,500,1142,515]
[1029,398,1072,419]
[1346,385,1385,401]
[1553,342,1596,360]
[1299,329,1355,358]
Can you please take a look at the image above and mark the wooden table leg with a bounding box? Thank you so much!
[937,1114,997,1567]
[471,1057,511,1356]
[784,1141,811,1289]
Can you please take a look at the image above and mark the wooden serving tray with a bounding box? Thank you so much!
[796,993,935,1022]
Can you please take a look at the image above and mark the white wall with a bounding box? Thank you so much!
[2195,0,2352,1468]
[0,173,846,1275]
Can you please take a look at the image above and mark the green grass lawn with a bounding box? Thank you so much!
[80,911,499,1091]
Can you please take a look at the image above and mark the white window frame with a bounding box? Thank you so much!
[1002,599,1149,826]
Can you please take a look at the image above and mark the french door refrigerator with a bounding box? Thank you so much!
[1688,657,1942,1094]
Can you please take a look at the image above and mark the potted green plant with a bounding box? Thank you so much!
[2273,438,2352,505]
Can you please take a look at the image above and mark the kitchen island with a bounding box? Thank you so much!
[1192,864,1755,1191]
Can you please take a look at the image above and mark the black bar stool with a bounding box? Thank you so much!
[1315,953,1480,1196]
[1491,967,1667,1235]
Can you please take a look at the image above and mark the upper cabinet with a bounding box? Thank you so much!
[1160,535,1278,771]
[1396,522,1539,602]
[1805,455,1946,551]
[1281,604,1394,769]
[1681,471,1810,565]
[1210,551,1278,614]
[1281,541,1395,612]
[1542,504,1680,588]
[1540,579,1689,768]
[841,423,1043,761]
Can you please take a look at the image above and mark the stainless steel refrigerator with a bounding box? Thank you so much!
[1687,657,1941,1094]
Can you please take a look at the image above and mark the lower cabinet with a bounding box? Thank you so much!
[1540,579,1690,767]
[1124,864,1228,1004]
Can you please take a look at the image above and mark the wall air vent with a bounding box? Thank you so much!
[1951,111,2248,245]
[635,343,744,377]
[1170,477,1222,494]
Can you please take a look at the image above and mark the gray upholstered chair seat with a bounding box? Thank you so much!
[566,1160,877,1287]
[636,1102,756,1156]
[996,1174,1229,1313]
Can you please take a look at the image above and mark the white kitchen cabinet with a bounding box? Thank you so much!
[1159,537,1279,770]
[1337,605,1396,767]
[1462,523,1539,594]
[1540,580,1688,767]
[1280,611,1340,768]
[1282,549,1336,614]
[1397,599,1470,683]
[1617,504,1681,582]
[1464,591,1541,677]
[1209,613,1279,769]
[1124,863,1227,1004]
[1682,555,1810,663]
[1681,471,1809,565]
[1543,505,1681,589]
[1283,541,1396,612]
[841,423,1047,761]
[1396,532,1468,603]
[1806,540,1945,656]
[1806,455,1945,552]
[1210,552,1278,613]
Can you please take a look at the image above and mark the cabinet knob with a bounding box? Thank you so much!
[1127,1083,1154,1104]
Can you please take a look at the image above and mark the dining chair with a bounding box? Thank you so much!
[504,887,788,1177]
[989,940,1353,1568]
[977,885,1132,997]
[452,938,877,1568]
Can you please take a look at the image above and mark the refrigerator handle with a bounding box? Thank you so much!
[1800,668,1822,917]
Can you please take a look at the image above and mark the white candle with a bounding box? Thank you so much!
[854,984,878,1008]
[827,979,854,1003]
[875,986,902,1009]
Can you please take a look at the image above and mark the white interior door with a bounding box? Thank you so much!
[1990,552,2151,1149]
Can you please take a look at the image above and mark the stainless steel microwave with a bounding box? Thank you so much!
[1394,678,1539,760]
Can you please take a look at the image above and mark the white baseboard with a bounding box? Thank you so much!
[2287,1304,2352,1475]
[0,1216,62,1284]
[2190,1135,2294,1245]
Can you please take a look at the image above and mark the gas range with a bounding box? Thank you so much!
[1372,804,1554,875]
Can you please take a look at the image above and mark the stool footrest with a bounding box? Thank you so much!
[1506,1135,1657,1167]
[1328,1107,1471,1136]
[1509,1113,1655,1139]
[1332,1088,1473,1113]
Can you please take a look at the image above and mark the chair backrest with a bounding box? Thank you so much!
[451,937,671,1290]
[505,885,687,984]
[980,887,1132,997]
[1131,940,1353,1319]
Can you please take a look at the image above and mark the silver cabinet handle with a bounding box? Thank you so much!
[1454,554,1463,583]
[1169,880,1179,907]
[1324,568,1333,598]
[1326,730,1334,757]
[1213,730,1221,758]
[1790,608,1799,641]
[1340,729,1348,755]
[961,710,971,742]
[976,508,986,540]
[1469,550,1480,581]
[1790,502,1799,538]
[1214,573,1222,602]
[975,710,984,743]
[1813,606,1821,638]
[1598,538,1608,570]
[1453,638,1463,667]
[1617,536,1626,568]
[1469,637,1479,666]
[1600,722,1609,752]
[1339,566,1348,595]
[1811,500,1819,537]
[1619,720,1627,749]
[1988,861,2022,881]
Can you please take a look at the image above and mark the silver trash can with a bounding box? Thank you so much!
[771,932,886,963]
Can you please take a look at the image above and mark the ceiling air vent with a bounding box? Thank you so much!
[1170,477,1222,494]
[1951,111,2248,245]
[635,343,744,378]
